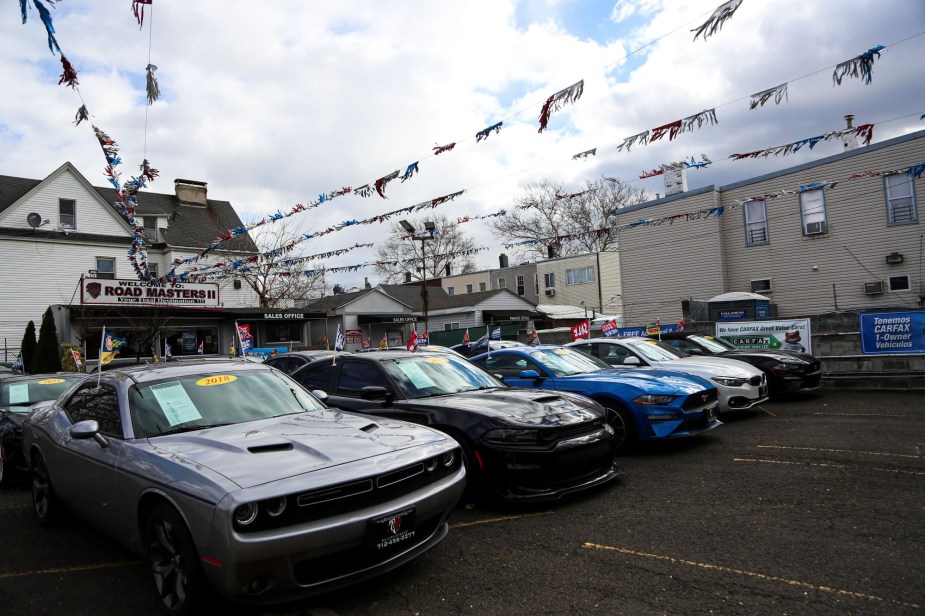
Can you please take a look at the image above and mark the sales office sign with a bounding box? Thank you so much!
[81,278,220,308]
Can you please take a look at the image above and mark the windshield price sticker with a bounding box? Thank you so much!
[8,383,30,404]
[151,381,202,426]
[425,357,449,364]
[195,375,237,387]
[554,349,572,355]
[38,378,66,385]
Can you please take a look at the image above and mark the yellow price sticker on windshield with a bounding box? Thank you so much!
[38,378,65,385]
[425,357,449,364]
[196,375,237,387]
[553,349,572,354]
[705,335,714,339]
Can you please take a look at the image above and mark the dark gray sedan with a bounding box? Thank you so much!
[21,359,465,614]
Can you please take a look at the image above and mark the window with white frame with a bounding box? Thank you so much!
[479,282,487,292]
[744,200,769,245]
[465,284,473,293]
[799,189,828,236]
[544,272,555,288]
[447,287,454,296]
[534,274,539,294]
[888,275,910,291]
[444,322,460,331]
[516,275,525,296]
[884,173,918,225]
[497,277,507,289]
[96,257,116,279]
[143,216,159,242]
[566,267,594,285]
[59,198,76,229]
[147,263,158,279]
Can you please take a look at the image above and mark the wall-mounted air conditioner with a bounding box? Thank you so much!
[750,279,772,294]
[805,221,828,235]
[544,288,556,297]
[864,281,884,295]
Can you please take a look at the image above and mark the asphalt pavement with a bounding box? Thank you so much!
[1,389,923,615]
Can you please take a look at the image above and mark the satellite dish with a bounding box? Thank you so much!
[27,212,43,228]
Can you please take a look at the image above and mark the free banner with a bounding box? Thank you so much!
[715,319,812,354]
[860,311,925,354]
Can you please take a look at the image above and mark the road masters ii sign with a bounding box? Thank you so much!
[81,278,220,308]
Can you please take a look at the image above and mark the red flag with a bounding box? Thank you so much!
[407,325,419,352]
[571,320,590,340]
[677,319,686,332]
[463,328,470,347]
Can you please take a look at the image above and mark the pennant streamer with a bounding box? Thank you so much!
[374,170,400,198]
[457,210,506,224]
[537,79,584,133]
[617,131,649,152]
[133,0,153,29]
[433,142,456,155]
[475,121,503,143]
[146,64,160,105]
[73,104,89,126]
[25,0,62,55]
[58,55,78,88]
[681,109,718,134]
[692,0,744,42]
[650,120,683,143]
[400,162,419,183]
[832,45,886,86]
[749,83,788,109]
[731,124,874,160]
[572,148,596,160]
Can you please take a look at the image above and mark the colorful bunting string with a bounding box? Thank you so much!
[538,80,584,133]
[833,45,886,85]
[730,124,874,160]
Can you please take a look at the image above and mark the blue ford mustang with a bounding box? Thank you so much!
[469,345,722,451]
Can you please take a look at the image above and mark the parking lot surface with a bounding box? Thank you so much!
[1,389,922,615]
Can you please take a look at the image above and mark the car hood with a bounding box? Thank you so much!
[408,388,601,426]
[720,349,816,363]
[658,356,761,378]
[149,409,448,489]
[567,368,710,395]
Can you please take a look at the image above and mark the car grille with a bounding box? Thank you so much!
[749,374,764,386]
[541,418,605,443]
[681,388,718,410]
[236,451,461,533]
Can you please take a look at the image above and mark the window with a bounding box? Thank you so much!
[295,363,336,391]
[884,173,918,225]
[337,363,390,396]
[64,384,122,437]
[147,263,158,279]
[889,275,910,291]
[143,216,158,242]
[465,284,473,293]
[96,257,116,279]
[534,274,539,294]
[444,322,460,331]
[744,200,769,245]
[799,189,828,236]
[544,272,555,288]
[497,277,507,289]
[516,275,525,296]
[566,267,595,285]
[447,287,454,296]
[59,199,76,229]
[265,321,302,343]
[479,282,487,292]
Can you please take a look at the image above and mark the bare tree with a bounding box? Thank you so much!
[488,177,648,261]
[374,214,479,284]
[225,219,326,308]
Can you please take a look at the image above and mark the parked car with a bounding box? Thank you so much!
[469,345,721,451]
[565,337,769,413]
[263,350,351,374]
[290,350,624,502]
[450,339,527,357]
[21,360,465,613]
[650,332,822,395]
[0,372,86,486]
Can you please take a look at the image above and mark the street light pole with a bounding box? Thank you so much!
[399,220,436,340]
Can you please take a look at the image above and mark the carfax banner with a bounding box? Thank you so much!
[860,311,925,354]
[715,319,813,355]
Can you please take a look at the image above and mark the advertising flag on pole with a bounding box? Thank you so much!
[100,331,126,365]
[528,326,540,347]
[11,352,24,374]
[151,344,160,364]
[379,333,388,350]
[463,328,470,348]
[407,325,419,352]
[677,319,686,332]
[646,319,662,337]
[71,349,83,371]
[165,342,173,362]
[334,324,346,352]
[236,322,254,355]
[197,341,204,355]
[491,327,502,340]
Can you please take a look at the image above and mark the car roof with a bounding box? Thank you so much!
[272,350,349,357]
[0,372,86,384]
[307,350,441,363]
[105,358,273,383]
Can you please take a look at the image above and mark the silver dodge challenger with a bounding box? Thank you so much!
[21,359,465,614]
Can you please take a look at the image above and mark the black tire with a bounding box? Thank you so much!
[0,444,9,488]
[146,503,208,616]
[31,451,57,525]
[602,405,635,453]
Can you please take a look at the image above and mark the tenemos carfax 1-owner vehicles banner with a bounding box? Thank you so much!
[860,311,925,354]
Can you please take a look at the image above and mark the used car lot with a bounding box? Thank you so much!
[1,389,922,615]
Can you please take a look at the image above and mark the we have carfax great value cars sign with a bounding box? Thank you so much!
[715,319,813,355]
[81,278,220,308]
[860,311,925,354]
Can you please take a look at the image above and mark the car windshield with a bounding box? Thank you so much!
[624,339,688,361]
[380,355,503,399]
[689,335,737,352]
[529,348,609,376]
[128,369,327,437]
[0,375,83,411]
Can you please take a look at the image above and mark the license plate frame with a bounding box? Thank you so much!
[368,507,417,551]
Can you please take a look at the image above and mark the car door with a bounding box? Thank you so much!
[477,354,549,390]
[53,383,126,528]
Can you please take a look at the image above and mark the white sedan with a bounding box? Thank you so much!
[565,337,769,413]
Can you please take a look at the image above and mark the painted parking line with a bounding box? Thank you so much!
[756,445,922,459]
[734,457,845,469]
[582,542,921,610]
[813,412,922,418]
[0,560,142,580]
[757,406,776,417]
[451,510,554,529]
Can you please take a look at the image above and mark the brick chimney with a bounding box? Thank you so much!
[174,179,208,207]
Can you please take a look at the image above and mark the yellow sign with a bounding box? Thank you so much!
[425,357,449,364]
[553,349,572,355]
[38,378,66,385]
[195,375,237,387]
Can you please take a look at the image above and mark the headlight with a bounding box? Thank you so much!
[233,503,259,526]
[441,451,457,467]
[483,428,540,444]
[424,457,439,472]
[712,376,747,387]
[633,394,676,405]
[264,496,287,518]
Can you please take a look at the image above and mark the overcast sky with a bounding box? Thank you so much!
[3,0,924,290]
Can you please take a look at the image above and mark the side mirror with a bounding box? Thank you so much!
[518,370,542,380]
[687,347,703,355]
[311,389,329,402]
[623,356,641,366]
[360,386,392,401]
[70,419,108,447]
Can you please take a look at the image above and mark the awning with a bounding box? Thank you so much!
[482,310,539,321]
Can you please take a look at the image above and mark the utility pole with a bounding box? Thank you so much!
[399,220,436,337]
